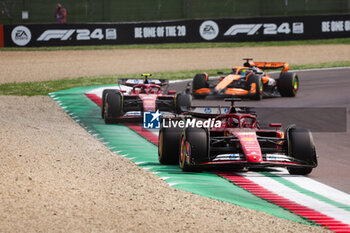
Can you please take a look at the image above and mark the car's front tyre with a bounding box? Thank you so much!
[278,72,299,97]
[101,89,116,119]
[104,91,123,124]
[247,74,263,100]
[287,127,317,175]
[158,126,182,165]
[179,128,208,172]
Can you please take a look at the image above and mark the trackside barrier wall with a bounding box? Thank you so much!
[3,14,350,47]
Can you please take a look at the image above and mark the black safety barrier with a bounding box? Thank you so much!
[2,14,350,47]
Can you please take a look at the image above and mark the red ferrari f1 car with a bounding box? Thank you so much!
[101,74,192,124]
[192,58,299,100]
[158,99,317,175]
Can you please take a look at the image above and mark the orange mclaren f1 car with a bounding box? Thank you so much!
[192,58,299,100]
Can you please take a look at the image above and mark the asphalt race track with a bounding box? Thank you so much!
[170,67,350,194]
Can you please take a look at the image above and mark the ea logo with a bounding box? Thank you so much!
[199,20,219,40]
[204,108,212,114]
[11,26,31,46]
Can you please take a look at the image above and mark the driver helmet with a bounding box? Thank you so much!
[240,69,246,76]
[140,86,146,93]
[228,117,239,127]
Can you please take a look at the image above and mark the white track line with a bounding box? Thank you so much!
[239,173,350,225]
[274,174,350,207]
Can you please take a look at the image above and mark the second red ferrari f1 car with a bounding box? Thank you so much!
[158,99,318,175]
[192,58,299,100]
[101,74,192,124]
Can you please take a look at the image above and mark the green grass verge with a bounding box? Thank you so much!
[0,61,349,96]
[1,38,350,51]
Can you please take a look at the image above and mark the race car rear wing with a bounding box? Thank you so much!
[253,62,290,72]
[118,78,169,87]
[186,106,230,117]
[243,58,289,72]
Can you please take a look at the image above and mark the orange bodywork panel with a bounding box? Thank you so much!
[225,88,249,95]
[215,75,240,90]
[195,88,211,94]
[253,62,290,73]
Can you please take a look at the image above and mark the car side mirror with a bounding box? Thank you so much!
[217,71,224,75]
[168,90,176,94]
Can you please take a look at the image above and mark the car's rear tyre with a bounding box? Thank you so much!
[101,89,116,118]
[192,74,208,99]
[179,128,208,172]
[287,127,317,175]
[104,91,123,124]
[175,92,192,114]
[158,126,183,165]
[278,72,299,97]
[247,74,263,100]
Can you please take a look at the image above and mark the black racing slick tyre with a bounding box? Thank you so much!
[278,72,299,97]
[287,128,317,175]
[158,126,182,165]
[104,90,123,124]
[179,128,208,172]
[101,89,116,118]
[192,74,208,99]
[175,92,192,114]
[247,74,263,100]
